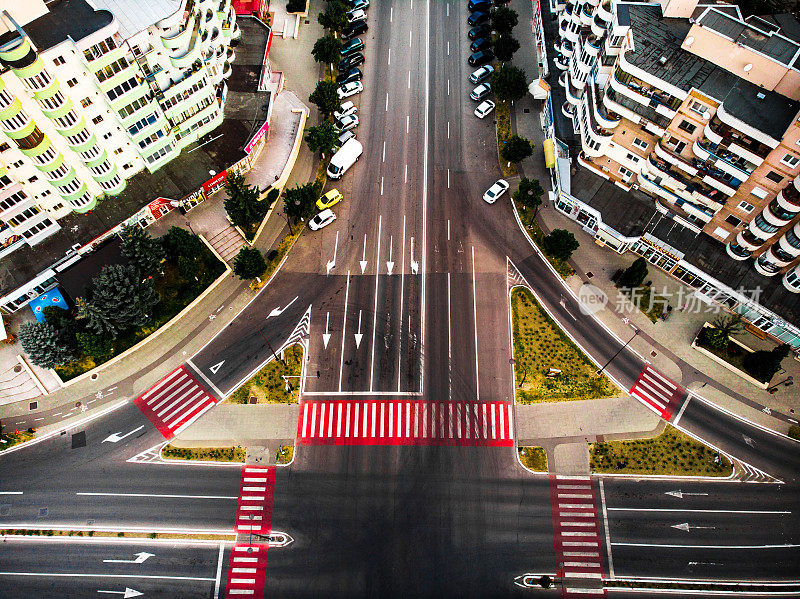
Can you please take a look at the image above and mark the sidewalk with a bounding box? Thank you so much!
[509,0,798,435]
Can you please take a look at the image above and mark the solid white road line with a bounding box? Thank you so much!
[398,215,407,392]
[472,246,480,401]
[405,164,408,183]
[0,572,215,581]
[447,121,450,139]
[338,270,351,393]
[213,542,224,599]
[390,6,393,21]
[607,508,791,514]
[380,176,384,195]
[447,41,450,55]
[672,394,692,426]
[406,115,409,134]
[369,216,382,391]
[447,272,452,401]
[0,492,23,495]
[447,168,450,188]
[408,70,411,89]
[409,30,412,46]
[385,93,388,112]
[387,48,391,66]
[611,543,800,549]
[599,479,615,579]
[447,79,450,96]
[76,493,236,500]
[419,0,429,396]
[382,140,386,162]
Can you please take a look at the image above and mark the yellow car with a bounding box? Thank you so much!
[317,188,343,210]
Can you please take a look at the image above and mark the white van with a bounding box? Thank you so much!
[327,138,363,180]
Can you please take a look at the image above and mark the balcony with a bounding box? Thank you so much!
[596,0,613,21]
[707,114,772,161]
[776,176,800,212]
[693,137,753,182]
[646,155,724,210]
[580,2,594,25]
[591,13,607,37]
[589,79,619,129]
[565,76,582,105]
[737,229,765,250]
[755,252,783,277]
[562,101,576,119]
[554,53,569,71]
[766,197,799,224]
[222,60,232,78]
[655,143,739,196]
[726,242,753,261]
[777,224,800,257]
[605,84,671,130]
[612,67,681,114]
[162,14,196,49]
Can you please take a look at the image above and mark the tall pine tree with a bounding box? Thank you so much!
[120,225,165,277]
[76,296,119,338]
[89,264,160,329]
[224,171,265,230]
[19,321,76,368]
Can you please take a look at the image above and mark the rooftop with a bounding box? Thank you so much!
[91,0,183,40]
[0,0,113,52]
[624,3,800,140]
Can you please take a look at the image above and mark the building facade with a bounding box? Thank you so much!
[0,0,239,253]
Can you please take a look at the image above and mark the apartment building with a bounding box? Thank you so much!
[0,0,239,252]
[549,0,800,347]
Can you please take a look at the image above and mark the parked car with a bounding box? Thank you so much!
[334,101,357,120]
[317,189,343,211]
[336,67,363,85]
[470,82,492,101]
[468,49,494,66]
[340,38,365,57]
[309,209,337,231]
[338,52,365,71]
[337,80,363,99]
[483,179,509,204]
[467,10,489,26]
[342,20,368,40]
[337,129,355,147]
[335,114,359,132]
[468,24,491,40]
[468,0,491,12]
[347,8,367,23]
[469,64,494,84]
[470,37,491,52]
[345,0,369,7]
[474,99,495,118]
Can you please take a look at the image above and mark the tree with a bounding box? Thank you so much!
[703,314,743,351]
[19,321,76,368]
[318,0,348,32]
[76,296,118,338]
[501,134,533,164]
[161,226,203,263]
[305,121,340,158]
[312,34,342,65]
[492,65,528,102]
[491,5,519,34]
[76,331,113,358]
[224,171,267,230]
[120,225,164,277]
[617,257,648,288]
[88,264,160,330]
[514,177,545,216]
[493,34,521,63]
[743,344,790,383]
[265,188,280,207]
[309,80,341,115]
[284,183,318,225]
[233,247,267,280]
[543,229,579,261]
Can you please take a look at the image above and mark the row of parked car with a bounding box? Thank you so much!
[465,1,496,119]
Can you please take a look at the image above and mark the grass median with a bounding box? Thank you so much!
[518,446,548,472]
[511,288,618,403]
[0,429,34,451]
[227,344,303,404]
[590,425,732,476]
[161,444,245,463]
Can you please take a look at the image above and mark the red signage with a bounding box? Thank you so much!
[245,121,269,155]
[202,170,228,195]
[148,197,175,218]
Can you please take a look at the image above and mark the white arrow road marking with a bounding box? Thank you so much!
[672,523,716,532]
[268,296,298,318]
[327,231,338,275]
[410,236,419,275]
[209,361,224,375]
[98,589,143,598]
[355,310,363,349]
[743,435,755,447]
[386,235,394,275]
[665,490,709,499]
[360,234,368,274]
[102,426,144,443]
[103,552,154,564]
[762,406,771,415]
[323,312,331,349]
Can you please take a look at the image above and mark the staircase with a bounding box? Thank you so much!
[207,225,247,263]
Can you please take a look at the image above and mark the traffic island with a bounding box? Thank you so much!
[511,201,574,278]
[161,444,245,463]
[590,425,732,477]
[0,429,34,451]
[495,99,518,178]
[518,446,548,472]
[511,287,618,403]
[226,344,303,404]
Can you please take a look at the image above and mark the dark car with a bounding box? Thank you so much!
[340,38,365,57]
[336,67,363,85]
[468,24,490,40]
[342,20,368,40]
[468,49,494,66]
[468,0,491,11]
[338,52,365,71]
[467,10,489,26]
[470,37,491,52]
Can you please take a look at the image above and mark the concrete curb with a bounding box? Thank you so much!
[16,355,48,397]
[273,108,309,192]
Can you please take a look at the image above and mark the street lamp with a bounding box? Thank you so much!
[596,326,639,376]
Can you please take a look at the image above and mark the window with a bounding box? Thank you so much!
[0,143,9,152]
[28,176,38,183]
[83,37,116,62]
[632,138,648,151]
[67,78,78,87]
[619,166,634,180]
[766,170,784,184]
[780,153,799,168]
[103,132,112,140]
[725,214,742,227]
[689,100,708,117]
[81,98,93,108]
[123,162,134,170]
[114,148,124,155]
[94,57,130,83]
[749,187,768,200]
[92,115,103,125]
[738,200,755,213]
[677,120,696,134]
[53,56,66,66]
[106,77,138,101]
[625,152,640,163]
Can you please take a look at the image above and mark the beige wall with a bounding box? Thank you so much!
[658,0,698,18]
[0,0,48,33]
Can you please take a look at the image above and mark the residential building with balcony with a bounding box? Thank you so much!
[0,0,239,252]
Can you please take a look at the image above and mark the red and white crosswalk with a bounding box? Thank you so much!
[297,400,514,446]
[225,543,269,597]
[549,476,607,598]
[629,365,685,421]
[224,466,277,597]
[132,365,219,439]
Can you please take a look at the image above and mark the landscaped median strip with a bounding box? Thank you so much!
[0,526,234,542]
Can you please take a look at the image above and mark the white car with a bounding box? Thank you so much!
[337,80,363,99]
[309,209,337,231]
[470,82,492,101]
[335,114,359,131]
[334,101,357,120]
[469,64,494,84]
[474,99,495,119]
[347,8,367,22]
[482,179,509,204]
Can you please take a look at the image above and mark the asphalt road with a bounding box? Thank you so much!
[1,0,800,597]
